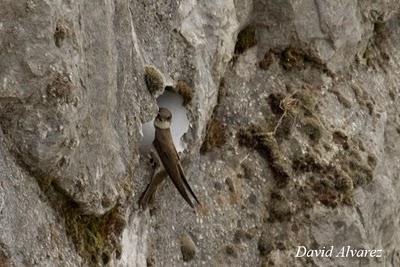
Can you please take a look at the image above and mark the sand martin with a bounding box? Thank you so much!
[140,107,200,209]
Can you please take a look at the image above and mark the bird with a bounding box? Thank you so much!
[139,107,200,209]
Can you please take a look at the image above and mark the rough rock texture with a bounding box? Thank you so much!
[1,0,400,266]
[0,0,157,216]
[0,129,82,267]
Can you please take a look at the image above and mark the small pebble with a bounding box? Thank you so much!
[180,233,196,262]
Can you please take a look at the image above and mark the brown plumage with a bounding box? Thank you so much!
[140,107,200,209]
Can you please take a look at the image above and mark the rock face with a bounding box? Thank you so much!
[0,0,156,216]
[0,0,399,266]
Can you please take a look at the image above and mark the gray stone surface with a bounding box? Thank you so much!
[0,0,399,266]
[0,0,156,215]
[0,129,82,266]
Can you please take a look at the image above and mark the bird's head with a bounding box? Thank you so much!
[154,107,172,129]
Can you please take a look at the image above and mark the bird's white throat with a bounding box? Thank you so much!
[154,119,170,129]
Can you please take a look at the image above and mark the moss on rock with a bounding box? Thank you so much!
[63,202,125,266]
[200,118,226,153]
[238,125,290,187]
[280,47,305,70]
[238,85,376,211]
[269,191,292,222]
[175,80,193,106]
[234,25,257,54]
[301,117,323,143]
[144,66,164,94]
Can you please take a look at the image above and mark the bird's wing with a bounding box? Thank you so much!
[154,130,195,208]
[139,169,166,209]
[169,136,200,205]
[177,160,200,205]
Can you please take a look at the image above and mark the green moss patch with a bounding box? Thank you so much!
[34,178,127,267]
[63,202,125,266]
